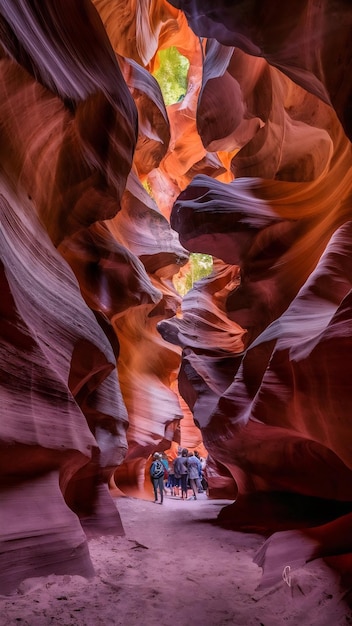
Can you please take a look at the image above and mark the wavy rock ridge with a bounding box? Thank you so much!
[1,0,352,594]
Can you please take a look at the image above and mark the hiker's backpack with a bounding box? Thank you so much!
[150,460,165,479]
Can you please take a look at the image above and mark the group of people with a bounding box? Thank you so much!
[149,448,207,504]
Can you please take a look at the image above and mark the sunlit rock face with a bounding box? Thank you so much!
[0,0,188,593]
[0,0,139,593]
[2,0,352,594]
[169,0,352,141]
[163,0,352,584]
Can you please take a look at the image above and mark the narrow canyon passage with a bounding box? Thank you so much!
[2,1,352,620]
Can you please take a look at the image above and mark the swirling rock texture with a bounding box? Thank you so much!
[164,0,352,589]
[0,0,190,594]
[2,0,352,597]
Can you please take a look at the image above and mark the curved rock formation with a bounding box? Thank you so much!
[169,0,352,140]
[0,0,186,593]
[2,0,352,597]
[163,0,352,587]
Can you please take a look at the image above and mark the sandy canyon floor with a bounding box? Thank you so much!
[1,492,352,625]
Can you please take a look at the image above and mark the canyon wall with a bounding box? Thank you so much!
[1,0,352,592]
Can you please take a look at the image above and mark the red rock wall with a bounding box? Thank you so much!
[1,0,352,592]
[0,0,188,593]
[164,0,352,584]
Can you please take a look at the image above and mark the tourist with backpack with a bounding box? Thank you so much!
[149,453,165,504]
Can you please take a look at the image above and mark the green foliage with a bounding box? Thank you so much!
[153,47,189,105]
[185,253,213,291]
[174,253,213,296]
[153,49,211,296]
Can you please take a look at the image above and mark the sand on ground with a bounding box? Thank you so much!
[1,491,352,626]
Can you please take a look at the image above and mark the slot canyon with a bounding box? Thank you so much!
[1,0,352,622]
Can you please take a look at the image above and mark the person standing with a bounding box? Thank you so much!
[194,450,204,493]
[166,457,177,496]
[161,452,169,493]
[149,453,165,504]
[187,451,202,500]
[173,448,189,499]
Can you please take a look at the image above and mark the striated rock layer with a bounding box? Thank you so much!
[0,0,188,593]
[1,0,352,595]
[164,0,352,589]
